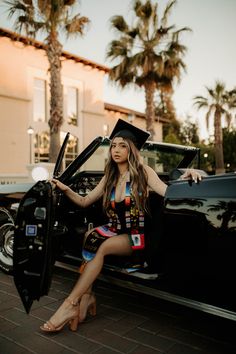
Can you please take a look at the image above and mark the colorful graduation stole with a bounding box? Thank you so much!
[109,182,145,250]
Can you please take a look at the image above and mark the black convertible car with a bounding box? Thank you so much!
[0,133,236,321]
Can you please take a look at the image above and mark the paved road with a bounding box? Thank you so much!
[0,266,235,354]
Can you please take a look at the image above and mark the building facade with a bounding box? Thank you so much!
[0,28,164,182]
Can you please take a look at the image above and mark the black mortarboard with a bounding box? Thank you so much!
[109,119,150,150]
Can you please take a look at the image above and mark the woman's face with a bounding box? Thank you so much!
[110,137,129,164]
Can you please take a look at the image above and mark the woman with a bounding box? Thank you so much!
[40,119,201,333]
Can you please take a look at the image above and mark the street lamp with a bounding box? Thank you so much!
[27,126,34,164]
[103,123,109,136]
[128,113,135,123]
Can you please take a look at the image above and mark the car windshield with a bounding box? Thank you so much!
[78,139,198,175]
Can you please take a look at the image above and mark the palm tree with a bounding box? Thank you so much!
[193,81,234,174]
[106,0,190,140]
[5,0,89,162]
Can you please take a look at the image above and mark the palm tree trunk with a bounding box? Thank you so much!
[46,34,63,163]
[214,109,225,174]
[144,82,156,140]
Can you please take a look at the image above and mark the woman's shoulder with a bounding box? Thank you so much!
[143,164,156,175]
[143,164,161,183]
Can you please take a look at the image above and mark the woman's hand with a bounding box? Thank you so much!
[179,169,202,183]
[51,179,69,192]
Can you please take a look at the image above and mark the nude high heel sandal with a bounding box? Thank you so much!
[40,297,80,333]
[79,292,97,322]
[88,293,96,317]
[69,313,80,332]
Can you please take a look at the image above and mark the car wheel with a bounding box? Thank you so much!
[0,208,15,274]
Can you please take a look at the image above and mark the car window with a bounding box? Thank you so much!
[141,149,183,174]
[79,143,110,172]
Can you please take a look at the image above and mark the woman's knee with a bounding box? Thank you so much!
[97,235,131,257]
[96,243,107,258]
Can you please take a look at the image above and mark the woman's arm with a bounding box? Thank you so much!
[52,176,105,208]
[144,165,202,197]
[144,165,168,197]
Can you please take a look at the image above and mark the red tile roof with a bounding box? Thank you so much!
[0,27,110,73]
[104,102,168,123]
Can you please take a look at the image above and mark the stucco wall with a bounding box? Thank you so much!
[0,36,106,174]
[0,32,163,178]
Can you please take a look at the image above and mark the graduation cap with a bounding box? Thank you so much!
[109,119,150,150]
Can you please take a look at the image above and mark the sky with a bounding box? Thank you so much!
[1,0,236,139]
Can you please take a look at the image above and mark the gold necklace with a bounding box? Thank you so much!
[117,171,128,186]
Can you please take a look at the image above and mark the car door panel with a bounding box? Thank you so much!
[13,181,54,313]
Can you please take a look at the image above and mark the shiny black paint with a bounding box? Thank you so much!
[162,175,236,310]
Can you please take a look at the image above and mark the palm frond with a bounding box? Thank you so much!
[23,0,33,4]
[64,0,77,5]
[157,24,175,37]
[133,0,142,14]
[135,0,153,20]
[163,57,185,82]
[110,15,129,33]
[109,60,135,87]
[173,26,192,37]
[193,95,207,101]
[65,14,90,36]
[106,35,134,60]
[161,0,176,27]
[38,0,51,17]
[152,2,158,28]
[156,76,173,92]
[5,0,28,19]
[193,96,208,109]
[215,80,225,91]
[152,54,164,75]
[167,41,187,55]
[127,27,139,39]
[206,87,215,99]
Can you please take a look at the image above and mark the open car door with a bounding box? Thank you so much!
[13,133,70,313]
[13,134,104,313]
[13,181,55,313]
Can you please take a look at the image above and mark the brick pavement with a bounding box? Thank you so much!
[0,266,235,354]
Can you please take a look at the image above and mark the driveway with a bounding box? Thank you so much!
[0,266,235,354]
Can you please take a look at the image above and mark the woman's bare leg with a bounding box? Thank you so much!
[70,234,131,299]
[43,235,132,327]
[79,284,93,321]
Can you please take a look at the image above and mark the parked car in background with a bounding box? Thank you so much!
[1,133,236,321]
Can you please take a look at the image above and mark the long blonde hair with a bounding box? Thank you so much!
[103,138,148,214]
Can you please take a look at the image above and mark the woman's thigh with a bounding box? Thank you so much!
[98,234,132,257]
